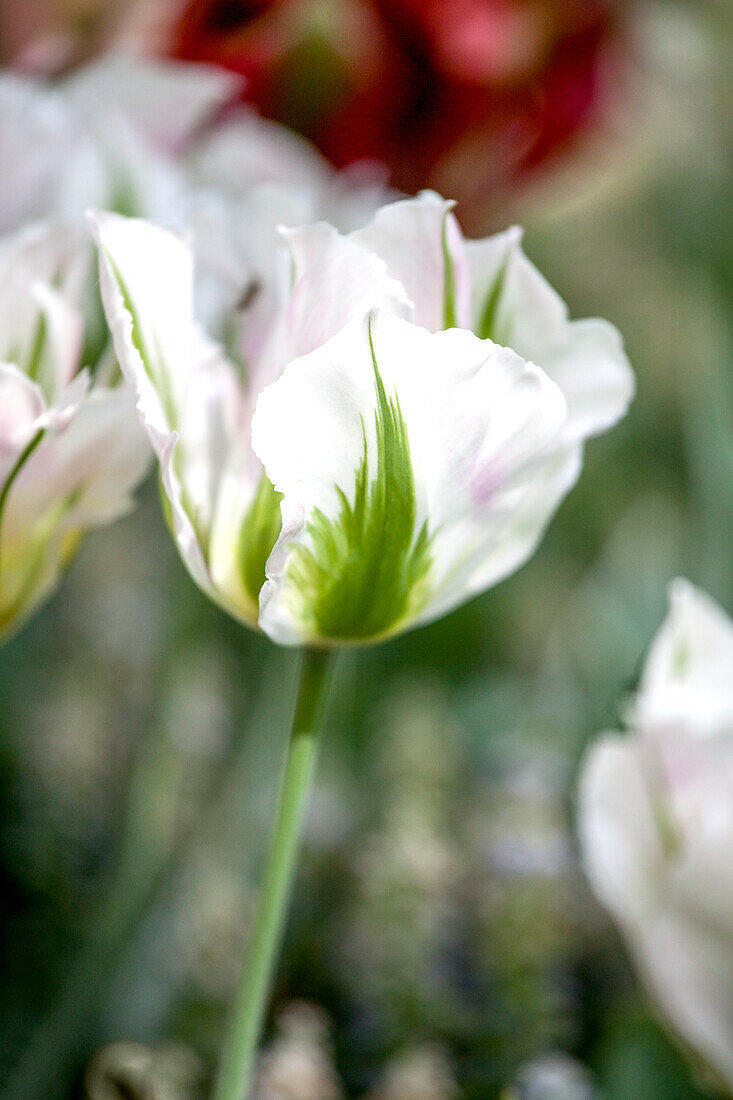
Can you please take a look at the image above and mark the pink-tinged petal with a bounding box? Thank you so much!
[251,310,567,646]
[0,364,46,476]
[5,386,150,535]
[262,221,412,376]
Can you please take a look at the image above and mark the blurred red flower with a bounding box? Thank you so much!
[171,0,622,223]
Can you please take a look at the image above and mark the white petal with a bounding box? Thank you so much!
[637,579,733,735]
[6,386,150,534]
[90,210,214,597]
[634,909,733,1090]
[30,281,84,400]
[466,227,567,351]
[351,191,470,331]
[190,107,331,196]
[0,364,45,477]
[90,211,194,435]
[577,734,666,932]
[62,52,241,154]
[268,221,412,367]
[466,229,633,442]
[185,183,313,372]
[179,330,245,539]
[579,729,733,1089]
[418,443,582,628]
[0,384,150,640]
[0,221,88,401]
[252,311,567,645]
[537,318,635,442]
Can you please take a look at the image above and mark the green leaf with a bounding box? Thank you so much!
[285,316,434,643]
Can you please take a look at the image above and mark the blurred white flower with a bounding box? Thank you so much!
[85,1040,202,1100]
[251,1002,344,1100]
[367,1044,457,1100]
[91,190,632,645]
[0,50,239,231]
[507,1052,598,1099]
[0,50,391,321]
[0,221,149,639]
[578,579,733,1089]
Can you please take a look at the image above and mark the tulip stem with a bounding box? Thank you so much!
[213,646,336,1100]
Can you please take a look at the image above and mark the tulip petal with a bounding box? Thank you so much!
[272,221,412,369]
[91,210,268,626]
[578,735,665,932]
[62,52,242,155]
[90,211,217,600]
[0,75,95,231]
[351,190,470,331]
[637,579,733,735]
[537,318,635,443]
[579,728,733,1090]
[0,221,88,402]
[467,229,633,440]
[252,311,566,646]
[0,364,45,473]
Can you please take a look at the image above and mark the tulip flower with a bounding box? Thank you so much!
[91,191,632,645]
[0,222,150,640]
[579,580,733,1090]
[91,192,632,1100]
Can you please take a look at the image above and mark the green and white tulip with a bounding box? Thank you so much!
[91,190,633,646]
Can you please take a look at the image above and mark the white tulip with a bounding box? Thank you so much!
[579,580,733,1089]
[0,222,150,639]
[90,190,632,645]
[0,51,240,231]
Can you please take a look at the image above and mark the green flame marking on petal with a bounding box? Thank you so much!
[476,255,511,344]
[239,472,283,607]
[442,207,458,330]
[286,316,433,643]
[104,253,178,431]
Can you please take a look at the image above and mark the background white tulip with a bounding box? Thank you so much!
[578,580,733,1091]
[0,51,239,231]
[0,222,150,639]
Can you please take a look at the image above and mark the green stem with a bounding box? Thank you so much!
[213,647,335,1100]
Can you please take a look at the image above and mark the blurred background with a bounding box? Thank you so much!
[0,1,732,1097]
